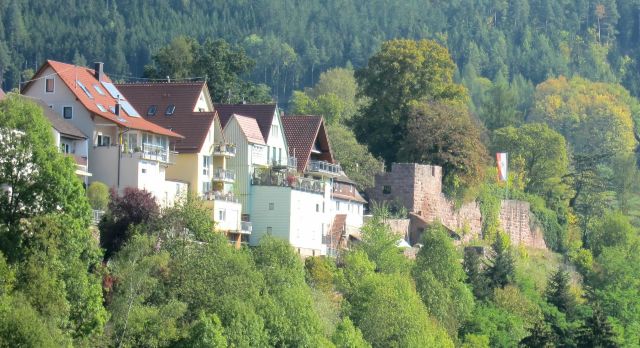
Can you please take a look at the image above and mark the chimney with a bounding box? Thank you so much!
[94,62,104,81]
[115,103,120,116]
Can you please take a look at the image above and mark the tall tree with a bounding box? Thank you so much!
[545,267,576,316]
[353,39,467,165]
[485,234,515,290]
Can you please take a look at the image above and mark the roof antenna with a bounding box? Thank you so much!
[166,76,171,83]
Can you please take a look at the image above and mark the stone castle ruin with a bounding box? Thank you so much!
[368,163,546,249]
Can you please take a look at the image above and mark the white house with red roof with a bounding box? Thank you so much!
[21,60,186,206]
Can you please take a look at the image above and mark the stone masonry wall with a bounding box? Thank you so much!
[370,163,547,249]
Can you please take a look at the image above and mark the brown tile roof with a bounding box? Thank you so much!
[21,60,182,138]
[115,82,215,153]
[332,191,367,204]
[21,95,88,139]
[281,115,334,172]
[214,103,277,141]
[231,114,266,145]
[329,214,348,250]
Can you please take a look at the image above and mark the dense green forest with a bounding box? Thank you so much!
[2,0,640,101]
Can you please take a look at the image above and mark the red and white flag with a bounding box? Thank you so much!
[496,153,508,182]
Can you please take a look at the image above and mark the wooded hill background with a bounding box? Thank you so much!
[2,0,640,101]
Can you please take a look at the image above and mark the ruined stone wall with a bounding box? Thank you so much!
[370,163,547,249]
[499,200,546,249]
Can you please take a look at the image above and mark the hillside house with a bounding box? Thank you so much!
[116,82,244,241]
[21,60,186,206]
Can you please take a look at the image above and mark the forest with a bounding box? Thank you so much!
[2,0,640,347]
[2,0,640,102]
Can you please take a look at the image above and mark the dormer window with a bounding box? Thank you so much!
[165,105,175,116]
[147,105,157,116]
[45,78,54,93]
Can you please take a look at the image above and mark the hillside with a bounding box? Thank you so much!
[2,0,640,100]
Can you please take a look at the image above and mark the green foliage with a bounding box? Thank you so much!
[399,100,487,196]
[461,302,528,348]
[485,234,516,291]
[546,267,576,316]
[326,124,383,191]
[332,317,371,348]
[519,320,556,348]
[586,210,635,257]
[160,194,215,242]
[356,218,409,274]
[86,181,109,211]
[477,181,503,241]
[178,312,227,348]
[353,39,467,165]
[491,123,571,207]
[144,36,272,103]
[576,307,620,347]
[305,256,337,293]
[464,248,490,300]
[479,79,522,131]
[412,223,474,336]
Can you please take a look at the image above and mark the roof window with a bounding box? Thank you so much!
[165,104,176,116]
[93,84,106,95]
[147,105,157,116]
[77,81,94,99]
[96,103,107,112]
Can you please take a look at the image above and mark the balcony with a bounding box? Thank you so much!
[252,169,325,194]
[203,190,239,203]
[306,160,341,177]
[212,143,236,157]
[138,143,172,163]
[212,169,236,183]
[240,221,252,234]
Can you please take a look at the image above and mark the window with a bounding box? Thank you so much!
[268,202,274,210]
[147,105,157,116]
[63,106,73,119]
[278,148,282,163]
[45,78,54,93]
[141,168,147,174]
[336,201,340,210]
[60,143,70,153]
[218,209,226,221]
[203,181,211,194]
[383,185,392,194]
[96,103,107,112]
[165,104,175,115]
[271,124,278,137]
[128,133,138,151]
[316,204,319,212]
[97,134,111,147]
[272,147,276,163]
[93,84,105,95]
[202,156,211,176]
[77,80,93,99]
[322,202,325,213]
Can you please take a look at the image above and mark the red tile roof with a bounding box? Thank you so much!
[115,82,215,153]
[281,115,334,172]
[231,114,266,145]
[214,103,277,141]
[21,60,182,138]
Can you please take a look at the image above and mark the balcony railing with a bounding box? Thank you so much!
[203,191,239,203]
[252,169,325,194]
[306,160,341,176]
[241,221,252,234]
[213,169,236,183]
[212,143,237,157]
[140,143,170,163]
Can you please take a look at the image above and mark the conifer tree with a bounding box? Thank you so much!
[519,320,556,348]
[484,234,515,290]
[463,248,490,300]
[545,267,576,316]
[576,307,619,348]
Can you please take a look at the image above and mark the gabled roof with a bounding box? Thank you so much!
[115,82,215,152]
[281,115,334,172]
[229,114,265,145]
[214,103,277,141]
[21,60,182,138]
[23,95,87,139]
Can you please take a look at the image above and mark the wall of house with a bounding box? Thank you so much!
[194,90,213,112]
[212,200,242,232]
[331,198,364,229]
[90,145,120,189]
[249,185,292,246]
[224,119,252,211]
[167,153,199,196]
[289,188,330,256]
[266,110,288,166]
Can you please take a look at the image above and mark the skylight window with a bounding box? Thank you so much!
[101,81,124,100]
[120,100,140,117]
[165,105,176,116]
[77,80,93,99]
[147,105,157,116]
[93,84,106,96]
[96,103,107,112]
